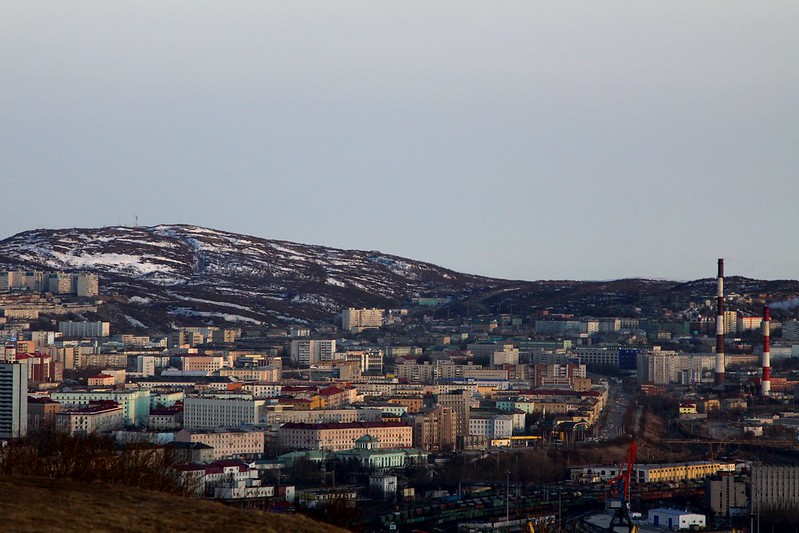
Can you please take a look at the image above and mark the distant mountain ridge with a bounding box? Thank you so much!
[1,225,797,331]
[0,225,506,328]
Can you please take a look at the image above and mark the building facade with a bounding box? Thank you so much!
[0,361,28,438]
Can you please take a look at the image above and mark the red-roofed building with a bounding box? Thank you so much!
[148,404,184,430]
[55,400,124,435]
[15,353,63,384]
[88,374,115,387]
[28,396,62,430]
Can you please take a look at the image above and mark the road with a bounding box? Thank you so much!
[595,379,633,441]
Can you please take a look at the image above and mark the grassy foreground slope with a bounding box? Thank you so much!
[0,476,348,533]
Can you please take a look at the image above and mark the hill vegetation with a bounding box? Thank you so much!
[0,475,348,533]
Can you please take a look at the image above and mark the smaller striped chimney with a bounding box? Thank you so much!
[762,306,771,396]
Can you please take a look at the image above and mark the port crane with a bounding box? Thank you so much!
[607,438,637,533]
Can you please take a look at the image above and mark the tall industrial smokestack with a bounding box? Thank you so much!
[762,306,771,396]
[714,258,725,386]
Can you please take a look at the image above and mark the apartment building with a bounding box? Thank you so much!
[55,400,124,435]
[572,346,620,367]
[637,349,715,385]
[183,395,264,429]
[412,406,457,451]
[0,361,28,438]
[468,412,513,440]
[177,354,228,373]
[706,472,748,517]
[341,308,384,333]
[51,389,151,425]
[533,362,586,388]
[290,339,336,367]
[175,427,265,460]
[58,321,110,338]
[240,382,283,399]
[265,407,383,425]
[436,390,472,447]
[27,396,61,430]
[278,421,413,451]
[219,366,280,382]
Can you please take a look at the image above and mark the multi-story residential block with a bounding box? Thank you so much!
[534,320,582,337]
[468,411,513,440]
[705,472,748,518]
[55,400,124,435]
[178,354,227,373]
[0,361,28,438]
[491,346,520,367]
[278,421,413,451]
[183,394,264,429]
[240,382,283,399]
[436,390,471,448]
[636,349,715,385]
[148,405,184,430]
[290,339,336,367]
[71,273,99,297]
[51,389,151,426]
[572,346,620,367]
[356,349,384,375]
[412,406,457,451]
[14,353,63,383]
[27,396,61,430]
[341,308,384,333]
[175,427,265,460]
[88,374,115,387]
[218,366,281,382]
[265,407,382,425]
[58,321,110,338]
[467,342,512,361]
[783,319,799,342]
[46,273,73,294]
[533,362,586,388]
[137,355,156,377]
[178,459,261,497]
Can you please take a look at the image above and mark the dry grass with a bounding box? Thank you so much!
[0,476,349,533]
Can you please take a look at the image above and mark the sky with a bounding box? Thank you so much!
[1,2,797,282]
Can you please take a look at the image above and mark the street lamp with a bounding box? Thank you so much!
[506,469,511,524]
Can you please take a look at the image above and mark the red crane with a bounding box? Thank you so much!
[608,438,638,533]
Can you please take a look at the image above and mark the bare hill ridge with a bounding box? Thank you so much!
[1,225,797,329]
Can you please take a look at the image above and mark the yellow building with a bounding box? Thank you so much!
[635,461,735,483]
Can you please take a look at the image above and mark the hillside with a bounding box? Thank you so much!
[0,475,348,533]
[0,224,504,329]
[0,225,797,330]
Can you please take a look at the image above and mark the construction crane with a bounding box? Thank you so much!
[607,438,638,533]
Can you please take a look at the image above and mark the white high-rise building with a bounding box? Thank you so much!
[290,339,336,367]
[183,395,265,430]
[341,308,384,333]
[0,361,28,438]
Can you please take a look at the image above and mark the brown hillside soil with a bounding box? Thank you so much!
[0,476,349,533]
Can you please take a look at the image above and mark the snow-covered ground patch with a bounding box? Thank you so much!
[124,315,146,328]
[170,307,262,324]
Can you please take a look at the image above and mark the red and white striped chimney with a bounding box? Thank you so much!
[762,306,771,396]
[714,258,725,386]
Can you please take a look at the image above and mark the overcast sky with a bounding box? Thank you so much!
[2,2,797,281]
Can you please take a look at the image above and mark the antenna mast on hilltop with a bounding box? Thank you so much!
[134,215,139,227]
